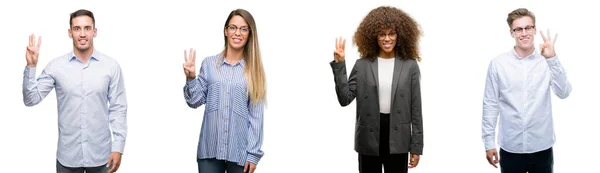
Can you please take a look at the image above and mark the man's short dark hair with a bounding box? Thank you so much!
[70,9,95,27]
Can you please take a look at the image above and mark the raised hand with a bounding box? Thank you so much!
[539,29,558,58]
[26,34,42,67]
[183,48,197,82]
[333,36,346,63]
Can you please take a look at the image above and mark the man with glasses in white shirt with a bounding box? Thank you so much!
[481,8,572,173]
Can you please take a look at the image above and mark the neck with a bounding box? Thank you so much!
[225,47,244,64]
[514,46,534,58]
[74,47,94,63]
[379,50,395,59]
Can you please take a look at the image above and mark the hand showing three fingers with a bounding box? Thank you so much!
[26,34,42,67]
[539,29,558,59]
[333,37,346,63]
[183,48,197,82]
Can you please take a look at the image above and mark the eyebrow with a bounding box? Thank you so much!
[72,25,93,28]
[229,24,249,28]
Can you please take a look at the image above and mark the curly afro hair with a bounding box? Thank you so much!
[353,6,422,61]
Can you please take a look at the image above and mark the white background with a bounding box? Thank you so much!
[1,0,598,172]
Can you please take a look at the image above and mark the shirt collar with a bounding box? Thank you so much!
[69,49,100,62]
[511,46,538,60]
[218,54,246,67]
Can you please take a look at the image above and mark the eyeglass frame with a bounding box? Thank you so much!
[512,25,535,35]
[377,32,397,40]
[225,25,251,34]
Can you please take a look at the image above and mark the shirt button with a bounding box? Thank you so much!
[225,117,228,121]
[225,130,228,133]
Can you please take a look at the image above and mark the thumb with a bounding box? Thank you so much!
[493,152,499,163]
[244,162,249,172]
[106,157,113,168]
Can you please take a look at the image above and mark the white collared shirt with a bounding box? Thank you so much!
[482,48,572,153]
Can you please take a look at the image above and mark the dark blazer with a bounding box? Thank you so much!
[330,56,423,156]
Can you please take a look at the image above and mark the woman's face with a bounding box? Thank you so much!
[377,29,397,56]
[224,15,250,50]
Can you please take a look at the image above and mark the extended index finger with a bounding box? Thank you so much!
[37,36,42,47]
[184,49,188,62]
[540,30,548,42]
[335,37,339,50]
[192,49,196,63]
[29,34,34,47]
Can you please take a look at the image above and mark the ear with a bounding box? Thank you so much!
[509,29,514,38]
[68,28,73,38]
[93,28,97,38]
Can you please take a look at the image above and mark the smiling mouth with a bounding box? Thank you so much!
[232,38,243,43]
[78,39,87,44]
[383,43,393,48]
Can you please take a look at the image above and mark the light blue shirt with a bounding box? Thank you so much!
[22,50,128,167]
[482,48,571,153]
[184,54,265,167]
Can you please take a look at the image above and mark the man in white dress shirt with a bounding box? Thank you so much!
[481,8,572,173]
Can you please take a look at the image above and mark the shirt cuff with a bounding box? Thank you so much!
[545,56,559,66]
[484,141,496,151]
[112,141,125,154]
[246,153,261,165]
[186,78,199,87]
[24,66,36,78]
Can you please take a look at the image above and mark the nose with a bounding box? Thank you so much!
[383,35,392,41]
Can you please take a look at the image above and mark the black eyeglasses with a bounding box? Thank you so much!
[512,25,535,34]
[226,25,250,34]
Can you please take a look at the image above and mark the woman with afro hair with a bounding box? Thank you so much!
[329,6,423,173]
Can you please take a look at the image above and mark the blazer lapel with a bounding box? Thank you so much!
[370,58,379,89]
[390,57,404,106]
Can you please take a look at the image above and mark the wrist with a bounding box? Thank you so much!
[186,76,195,82]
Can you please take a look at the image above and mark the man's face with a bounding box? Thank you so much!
[69,16,96,52]
[510,16,536,50]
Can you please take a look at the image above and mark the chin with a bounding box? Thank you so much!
[517,44,533,50]
[76,46,91,51]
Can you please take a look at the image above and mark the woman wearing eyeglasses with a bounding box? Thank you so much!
[182,9,266,173]
[330,6,423,173]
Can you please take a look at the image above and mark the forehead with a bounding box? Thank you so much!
[71,16,94,27]
[511,16,534,28]
[228,15,248,26]
[378,28,396,33]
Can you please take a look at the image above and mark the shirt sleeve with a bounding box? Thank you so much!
[545,56,572,99]
[482,61,500,151]
[184,59,209,108]
[23,65,55,106]
[246,98,265,165]
[108,63,128,154]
